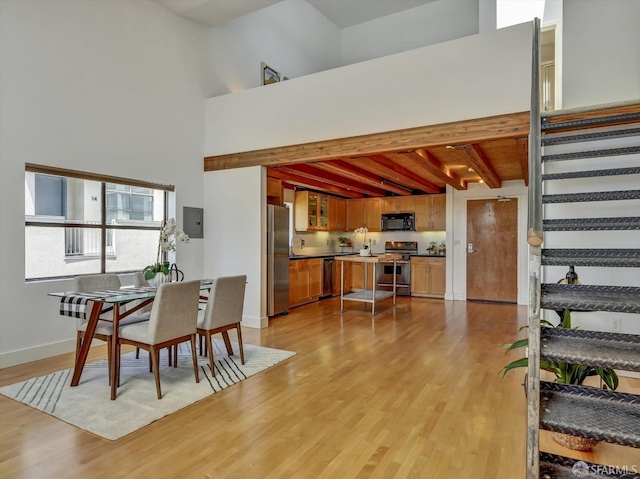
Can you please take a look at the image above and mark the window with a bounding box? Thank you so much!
[25,164,174,281]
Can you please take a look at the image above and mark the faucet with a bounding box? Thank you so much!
[290,235,303,256]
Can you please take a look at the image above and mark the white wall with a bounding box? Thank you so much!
[203,167,266,328]
[205,0,340,98]
[448,181,529,305]
[562,0,640,108]
[204,23,532,157]
[0,0,207,367]
[340,0,479,66]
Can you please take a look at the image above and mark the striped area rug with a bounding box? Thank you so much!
[0,340,295,440]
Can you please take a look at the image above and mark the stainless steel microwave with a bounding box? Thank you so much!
[381,212,415,231]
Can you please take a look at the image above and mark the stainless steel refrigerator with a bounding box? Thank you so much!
[267,204,290,316]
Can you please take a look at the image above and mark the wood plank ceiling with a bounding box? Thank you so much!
[203,104,640,198]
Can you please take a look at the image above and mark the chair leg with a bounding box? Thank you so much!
[135,347,140,359]
[222,330,233,355]
[199,334,203,356]
[167,346,172,367]
[190,335,200,383]
[236,323,245,365]
[107,336,112,387]
[115,341,121,389]
[173,344,178,368]
[75,331,83,365]
[150,346,162,399]
[205,332,215,375]
[149,352,153,372]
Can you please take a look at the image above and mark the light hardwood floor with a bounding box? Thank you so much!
[1,297,638,478]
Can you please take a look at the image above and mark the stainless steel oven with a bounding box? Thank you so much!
[376,241,417,296]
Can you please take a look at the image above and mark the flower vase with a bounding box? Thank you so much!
[360,249,370,257]
[148,272,169,288]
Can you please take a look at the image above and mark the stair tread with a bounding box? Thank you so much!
[541,111,640,132]
[540,284,640,314]
[540,452,639,478]
[541,248,640,267]
[542,166,640,181]
[539,381,640,448]
[543,217,640,231]
[541,327,640,372]
[542,126,640,145]
[542,145,640,162]
[542,190,640,203]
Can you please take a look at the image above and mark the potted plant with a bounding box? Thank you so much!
[501,309,619,450]
[337,236,352,247]
[353,227,370,256]
[144,218,190,287]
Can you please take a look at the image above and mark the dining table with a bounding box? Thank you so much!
[49,279,214,400]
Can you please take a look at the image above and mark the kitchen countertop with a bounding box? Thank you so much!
[411,254,446,258]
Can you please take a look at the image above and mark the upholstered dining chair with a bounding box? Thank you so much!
[197,275,247,375]
[74,274,148,385]
[116,280,201,399]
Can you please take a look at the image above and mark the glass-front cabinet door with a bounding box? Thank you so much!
[319,196,328,229]
[308,194,318,227]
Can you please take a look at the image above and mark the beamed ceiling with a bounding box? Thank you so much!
[203,105,639,198]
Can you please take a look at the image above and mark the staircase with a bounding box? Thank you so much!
[526,19,640,479]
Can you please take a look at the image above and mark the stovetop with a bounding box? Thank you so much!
[384,241,418,255]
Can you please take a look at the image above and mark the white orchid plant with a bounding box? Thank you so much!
[144,218,190,280]
[353,226,369,250]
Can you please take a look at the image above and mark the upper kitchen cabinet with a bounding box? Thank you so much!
[415,194,446,231]
[267,177,283,206]
[347,198,382,231]
[328,196,347,231]
[382,196,415,214]
[295,191,328,231]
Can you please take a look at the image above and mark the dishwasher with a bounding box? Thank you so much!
[322,258,334,298]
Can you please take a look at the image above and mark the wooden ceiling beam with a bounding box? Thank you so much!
[457,143,502,189]
[279,164,387,197]
[315,160,410,196]
[401,150,467,190]
[203,111,530,170]
[359,154,441,194]
[517,137,529,186]
[267,169,364,198]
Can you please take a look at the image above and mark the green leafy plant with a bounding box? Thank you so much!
[144,218,189,280]
[337,236,352,246]
[501,309,619,390]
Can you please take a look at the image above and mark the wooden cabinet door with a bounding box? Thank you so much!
[347,199,364,231]
[328,196,337,231]
[396,195,415,213]
[382,197,397,213]
[363,198,381,231]
[289,262,298,305]
[414,195,431,231]
[308,259,323,300]
[351,262,374,290]
[295,260,310,304]
[410,258,429,294]
[428,258,446,295]
[335,198,347,231]
[431,194,446,230]
[318,195,328,230]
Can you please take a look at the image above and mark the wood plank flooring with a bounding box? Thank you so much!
[1,298,638,478]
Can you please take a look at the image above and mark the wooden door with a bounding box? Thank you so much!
[466,198,518,303]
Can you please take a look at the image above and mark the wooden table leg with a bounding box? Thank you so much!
[71,301,102,387]
[110,303,120,400]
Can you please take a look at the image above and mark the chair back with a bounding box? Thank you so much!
[201,275,247,330]
[74,274,121,327]
[146,280,200,345]
[74,273,121,293]
[134,271,149,287]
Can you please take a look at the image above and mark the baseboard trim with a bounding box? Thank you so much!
[0,339,78,369]
[241,315,268,329]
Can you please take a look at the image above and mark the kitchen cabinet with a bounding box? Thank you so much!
[346,199,364,231]
[410,256,446,297]
[382,196,415,213]
[363,198,382,231]
[267,177,283,206]
[289,258,323,307]
[415,194,446,231]
[351,262,375,290]
[328,197,347,231]
[333,259,352,295]
[295,191,328,231]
